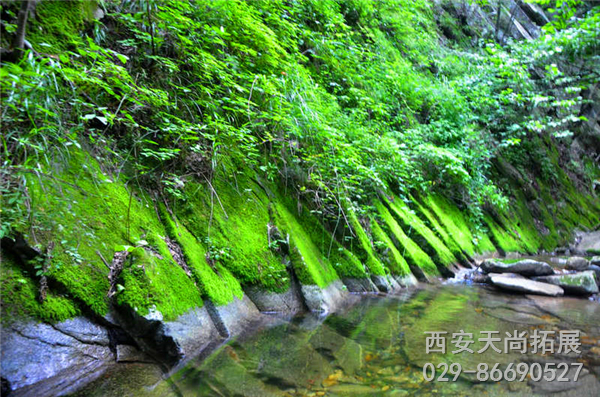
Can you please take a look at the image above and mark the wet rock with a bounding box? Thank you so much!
[484,307,553,325]
[0,318,113,397]
[490,274,564,296]
[487,272,525,279]
[342,277,379,293]
[245,282,307,312]
[566,256,590,271]
[309,325,363,375]
[115,345,154,363]
[301,280,354,313]
[591,256,600,266]
[242,325,333,388]
[111,304,218,366]
[371,275,392,292]
[206,295,261,337]
[193,349,281,397]
[327,384,377,395]
[529,366,596,394]
[470,272,491,284]
[480,259,554,276]
[533,271,599,295]
[394,274,418,288]
[526,294,600,330]
[589,265,600,285]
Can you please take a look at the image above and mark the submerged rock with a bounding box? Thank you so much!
[566,256,590,271]
[534,271,599,295]
[480,259,554,276]
[489,274,564,296]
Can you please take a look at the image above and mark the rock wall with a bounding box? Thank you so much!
[2,148,597,396]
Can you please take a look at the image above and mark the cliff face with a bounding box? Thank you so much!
[1,1,599,395]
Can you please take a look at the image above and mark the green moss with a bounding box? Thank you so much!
[28,0,88,53]
[1,254,80,324]
[419,195,476,256]
[161,206,243,306]
[273,200,339,287]
[345,210,387,276]
[370,221,411,276]
[176,172,289,292]
[19,149,209,318]
[384,196,457,267]
[116,234,204,321]
[504,194,542,253]
[375,201,438,276]
[483,214,524,253]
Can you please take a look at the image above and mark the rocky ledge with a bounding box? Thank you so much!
[473,257,600,298]
[0,270,419,397]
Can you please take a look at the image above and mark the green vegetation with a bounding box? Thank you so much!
[273,199,340,287]
[384,196,457,267]
[375,202,439,276]
[1,0,599,323]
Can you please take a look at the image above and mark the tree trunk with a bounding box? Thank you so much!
[495,0,503,42]
[11,0,33,61]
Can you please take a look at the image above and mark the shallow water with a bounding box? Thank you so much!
[73,283,600,397]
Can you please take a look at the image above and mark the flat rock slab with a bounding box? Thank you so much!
[588,264,600,285]
[526,294,600,330]
[481,259,554,276]
[566,256,590,271]
[534,271,599,295]
[490,274,564,296]
[1,318,113,397]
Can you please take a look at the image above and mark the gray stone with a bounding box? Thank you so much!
[112,304,219,366]
[395,274,418,288]
[52,317,110,346]
[526,294,600,330]
[530,367,597,394]
[490,274,564,296]
[115,345,154,363]
[484,306,553,325]
[566,256,590,271]
[487,272,525,279]
[342,277,378,293]
[371,275,392,292]
[534,271,599,295]
[577,231,600,254]
[590,256,600,266]
[208,295,261,337]
[480,259,554,276]
[245,282,306,313]
[309,325,363,375]
[0,318,113,397]
[589,265,600,286]
[301,280,354,314]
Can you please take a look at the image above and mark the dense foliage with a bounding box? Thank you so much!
[1,0,599,240]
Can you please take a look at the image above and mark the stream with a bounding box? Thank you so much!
[72,258,600,397]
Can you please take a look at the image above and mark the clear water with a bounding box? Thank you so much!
[74,283,600,397]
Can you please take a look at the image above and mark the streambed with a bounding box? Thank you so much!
[72,261,600,397]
